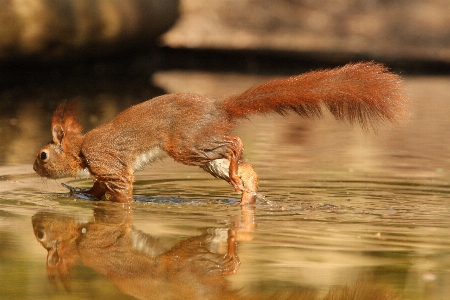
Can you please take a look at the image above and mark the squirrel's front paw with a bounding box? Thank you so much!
[61,183,99,200]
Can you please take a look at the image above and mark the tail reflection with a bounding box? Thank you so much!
[31,203,248,299]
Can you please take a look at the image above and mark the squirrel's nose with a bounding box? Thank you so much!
[33,161,41,174]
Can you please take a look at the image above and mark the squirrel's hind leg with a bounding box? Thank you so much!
[237,162,259,204]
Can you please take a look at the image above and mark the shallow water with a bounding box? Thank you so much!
[1,71,450,300]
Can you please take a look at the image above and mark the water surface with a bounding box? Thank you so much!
[0,72,449,299]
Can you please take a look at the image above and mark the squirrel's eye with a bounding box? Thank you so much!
[36,230,45,240]
[40,151,48,161]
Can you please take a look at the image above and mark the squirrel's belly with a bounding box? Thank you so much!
[75,168,92,178]
[201,159,230,181]
[132,147,167,171]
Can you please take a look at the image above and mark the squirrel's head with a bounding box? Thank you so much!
[33,101,85,179]
[32,212,80,291]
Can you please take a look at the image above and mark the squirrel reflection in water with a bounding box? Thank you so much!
[32,204,399,300]
[31,203,248,300]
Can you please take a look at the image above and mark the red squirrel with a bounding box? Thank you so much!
[33,62,406,204]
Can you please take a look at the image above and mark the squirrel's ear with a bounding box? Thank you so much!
[52,101,83,138]
[46,246,61,290]
[47,246,60,267]
[52,124,65,145]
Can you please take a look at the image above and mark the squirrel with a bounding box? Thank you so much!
[33,62,406,204]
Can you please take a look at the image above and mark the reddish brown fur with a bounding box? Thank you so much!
[32,208,398,300]
[33,62,407,203]
[51,101,83,137]
[32,208,241,299]
[222,62,405,129]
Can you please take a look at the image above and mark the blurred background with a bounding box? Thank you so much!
[1,0,449,165]
[1,0,450,63]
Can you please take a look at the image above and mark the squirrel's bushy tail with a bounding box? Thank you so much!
[220,62,407,129]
